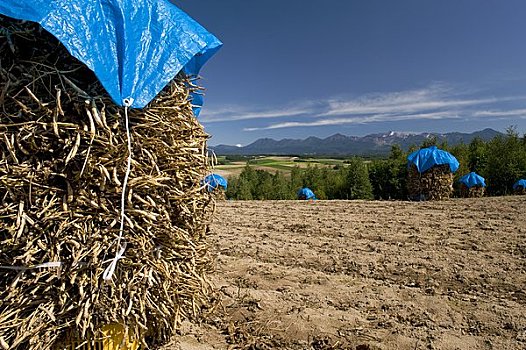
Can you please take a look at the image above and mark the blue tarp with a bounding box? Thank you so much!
[407,146,459,173]
[297,187,316,200]
[203,174,227,192]
[0,0,222,112]
[513,179,526,190]
[459,172,486,188]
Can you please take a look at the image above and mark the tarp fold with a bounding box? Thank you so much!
[407,146,459,173]
[0,0,222,110]
[459,172,486,188]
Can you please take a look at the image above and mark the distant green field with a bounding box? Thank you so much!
[213,156,348,178]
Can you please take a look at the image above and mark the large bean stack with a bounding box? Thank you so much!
[0,16,216,349]
[407,164,454,201]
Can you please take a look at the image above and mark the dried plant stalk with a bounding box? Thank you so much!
[407,164,454,201]
[460,184,485,198]
[0,16,216,349]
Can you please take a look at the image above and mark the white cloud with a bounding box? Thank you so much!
[202,83,526,130]
[321,84,515,117]
[473,109,526,117]
[199,104,314,123]
[324,97,498,116]
[245,111,460,131]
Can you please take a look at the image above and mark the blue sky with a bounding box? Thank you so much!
[177,0,526,146]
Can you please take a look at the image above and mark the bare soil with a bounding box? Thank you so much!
[167,197,526,350]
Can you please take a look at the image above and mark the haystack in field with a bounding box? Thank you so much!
[203,173,228,200]
[513,179,526,195]
[297,187,316,200]
[407,146,459,201]
[407,164,454,200]
[0,11,220,350]
[460,184,485,198]
[459,172,486,198]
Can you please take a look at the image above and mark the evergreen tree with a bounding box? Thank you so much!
[449,143,469,195]
[289,166,304,197]
[484,127,526,195]
[344,158,373,199]
[369,145,408,200]
[468,137,488,172]
[421,136,438,148]
[271,171,292,199]
[254,169,274,199]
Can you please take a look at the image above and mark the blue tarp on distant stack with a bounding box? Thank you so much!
[297,187,316,200]
[203,174,228,192]
[407,146,460,173]
[0,0,222,112]
[513,179,526,190]
[459,172,486,188]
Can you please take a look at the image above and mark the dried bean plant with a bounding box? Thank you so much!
[0,16,217,349]
[407,164,454,201]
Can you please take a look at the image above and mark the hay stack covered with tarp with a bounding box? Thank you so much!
[407,146,459,201]
[513,179,526,195]
[297,187,316,200]
[459,172,486,198]
[203,173,228,200]
[0,2,222,349]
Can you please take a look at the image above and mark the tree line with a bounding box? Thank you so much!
[225,128,526,200]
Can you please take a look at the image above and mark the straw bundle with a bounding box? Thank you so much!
[407,164,453,201]
[459,184,485,198]
[212,190,227,201]
[0,16,215,349]
[514,186,526,195]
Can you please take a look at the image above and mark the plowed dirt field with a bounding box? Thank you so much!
[169,197,526,350]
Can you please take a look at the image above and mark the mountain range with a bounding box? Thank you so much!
[210,128,503,156]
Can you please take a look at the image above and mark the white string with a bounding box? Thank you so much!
[202,149,220,192]
[102,243,126,281]
[103,97,133,281]
[2,99,133,279]
[0,262,63,271]
[208,148,218,169]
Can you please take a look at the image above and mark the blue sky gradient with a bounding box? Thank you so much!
[177,0,526,146]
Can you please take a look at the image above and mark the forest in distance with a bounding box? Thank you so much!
[224,127,526,200]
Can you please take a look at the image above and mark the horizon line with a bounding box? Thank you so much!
[209,127,502,147]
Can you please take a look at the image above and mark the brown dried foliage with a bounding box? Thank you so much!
[0,16,216,349]
[460,184,485,198]
[407,164,454,201]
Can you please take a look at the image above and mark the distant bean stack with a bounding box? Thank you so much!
[460,184,485,198]
[407,164,454,200]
